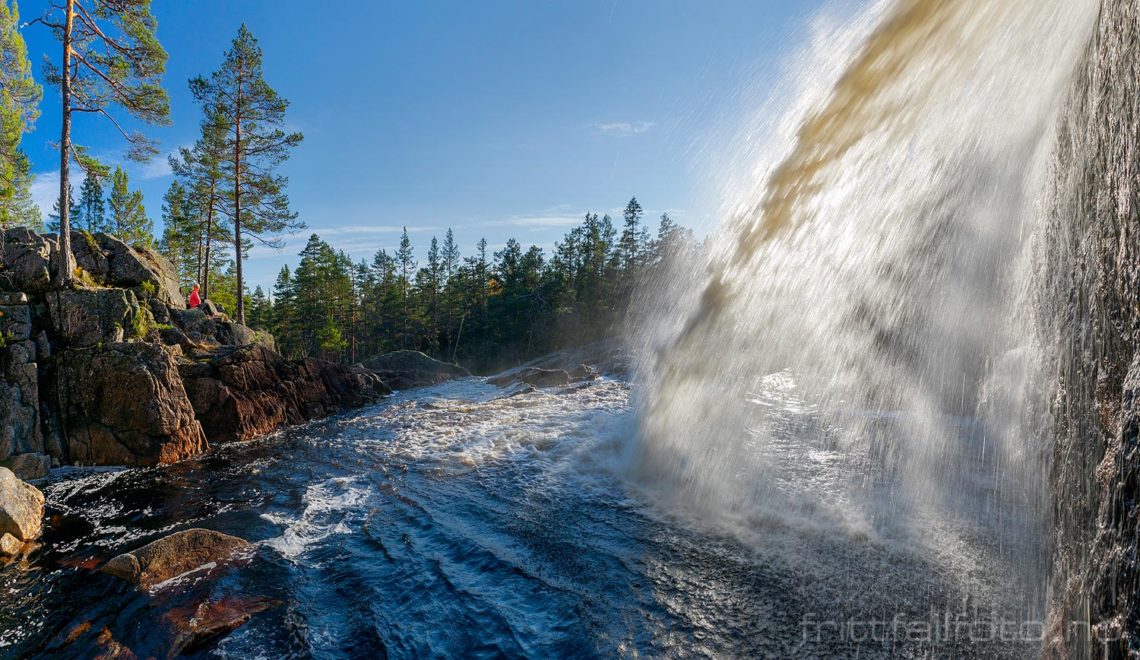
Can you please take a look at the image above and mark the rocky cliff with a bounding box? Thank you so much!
[0,228,400,480]
[1042,0,1140,655]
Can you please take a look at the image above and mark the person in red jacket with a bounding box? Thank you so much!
[188,282,201,309]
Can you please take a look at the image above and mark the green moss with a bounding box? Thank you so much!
[80,230,100,254]
[139,280,156,297]
[72,266,99,288]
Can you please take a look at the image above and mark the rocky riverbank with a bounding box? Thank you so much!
[0,228,469,554]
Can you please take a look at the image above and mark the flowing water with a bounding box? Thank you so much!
[0,380,1047,657]
[0,0,1125,656]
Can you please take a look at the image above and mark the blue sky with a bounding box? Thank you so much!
[18,0,830,291]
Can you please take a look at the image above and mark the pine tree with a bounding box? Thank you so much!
[158,180,197,284]
[426,236,441,354]
[108,166,152,246]
[619,197,645,274]
[272,265,299,357]
[46,183,77,233]
[396,227,415,348]
[441,228,460,354]
[34,0,170,286]
[247,285,270,329]
[190,24,304,323]
[1,159,39,228]
[0,0,42,229]
[75,170,105,232]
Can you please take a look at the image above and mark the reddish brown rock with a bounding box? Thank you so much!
[56,343,208,465]
[180,345,388,443]
[164,595,276,655]
[101,528,249,589]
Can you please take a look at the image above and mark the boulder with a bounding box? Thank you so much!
[0,532,22,557]
[0,228,54,294]
[181,345,387,443]
[357,350,470,390]
[487,341,623,388]
[199,299,225,316]
[56,342,208,465]
[70,232,185,309]
[487,367,571,389]
[101,528,249,589]
[569,364,600,381]
[0,466,44,541]
[46,288,146,348]
[523,368,571,388]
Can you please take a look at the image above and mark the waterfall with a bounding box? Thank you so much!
[632,0,1126,651]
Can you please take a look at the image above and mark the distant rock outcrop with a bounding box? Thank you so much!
[357,350,470,389]
[486,341,616,390]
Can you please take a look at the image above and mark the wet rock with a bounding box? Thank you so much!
[92,627,134,660]
[181,345,386,443]
[0,532,23,556]
[557,382,594,395]
[357,350,470,389]
[488,367,571,389]
[569,364,600,382]
[47,288,145,348]
[56,342,208,465]
[165,596,276,655]
[505,384,537,398]
[523,368,571,388]
[514,340,629,378]
[101,528,249,589]
[0,228,54,294]
[0,466,44,541]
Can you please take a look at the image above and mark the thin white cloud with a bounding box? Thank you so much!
[591,121,657,137]
[314,224,440,237]
[28,169,82,221]
[139,153,174,180]
[481,214,586,229]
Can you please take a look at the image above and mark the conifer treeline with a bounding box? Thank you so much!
[252,199,694,372]
[46,167,152,245]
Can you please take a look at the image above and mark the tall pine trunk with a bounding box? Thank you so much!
[54,0,75,287]
[203,180,217,299]
[195,206,205,291]
[233,72,244,324]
